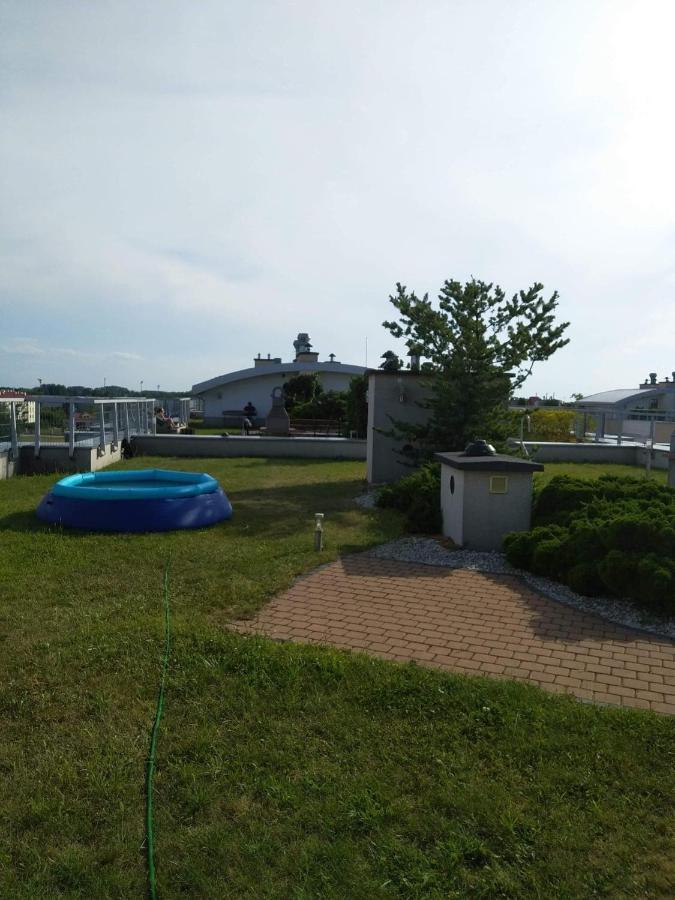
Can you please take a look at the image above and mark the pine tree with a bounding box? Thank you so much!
[383,278,569,456]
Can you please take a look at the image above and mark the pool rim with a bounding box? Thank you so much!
[52,469,220,501]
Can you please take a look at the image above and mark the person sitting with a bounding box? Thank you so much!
[155,407,177,433]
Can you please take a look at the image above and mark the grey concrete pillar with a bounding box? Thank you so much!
[68,401,75,458]
[594,412,606,442]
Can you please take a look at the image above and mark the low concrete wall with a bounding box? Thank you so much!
[0,450,19,480]
[17,442,123,475]
[604,417,675,444]
[0,443,122,478]
[132,433,366,460]
[635,446,668,471]
[518,441,669,471]
[523,442,638,464]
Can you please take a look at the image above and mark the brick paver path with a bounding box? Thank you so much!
[231,555,675,714]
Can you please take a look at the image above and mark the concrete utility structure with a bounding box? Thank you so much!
[436,451,543,551]
[366,370,433,483]
[576,371,675,444]
[192,333,366,427]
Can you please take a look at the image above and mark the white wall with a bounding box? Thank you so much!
[440,465,536,551]
[461,471,534,550]
[366,372,433,483]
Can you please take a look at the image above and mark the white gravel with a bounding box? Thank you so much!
[366,536,675,641]
[354,491,378,509]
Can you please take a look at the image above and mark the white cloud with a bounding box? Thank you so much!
[1,338,45,356]
[110,351,143,361]
[1,1,674,394]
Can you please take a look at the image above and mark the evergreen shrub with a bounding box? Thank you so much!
[504,475,675,616]
[376,464,442,533]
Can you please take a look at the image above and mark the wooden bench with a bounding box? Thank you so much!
[289,418,343,436]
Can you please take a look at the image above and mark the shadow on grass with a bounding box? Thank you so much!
[222,480,385,534]
[0,509,56,534]
[0,478,392,543]
[231,457,363,469]
[0,509,155,540]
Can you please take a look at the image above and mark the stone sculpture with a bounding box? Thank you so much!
[265,386,291,436]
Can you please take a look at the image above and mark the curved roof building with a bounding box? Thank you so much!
[192,333,366,425]
[576,371,675,443]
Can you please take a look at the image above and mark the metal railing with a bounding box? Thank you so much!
[0,396,158,459]
[162,397,191,423]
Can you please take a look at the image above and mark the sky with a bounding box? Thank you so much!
[1,0,674,397]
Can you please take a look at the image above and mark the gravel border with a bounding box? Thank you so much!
[365,536,675,641]
[354,491,378,509]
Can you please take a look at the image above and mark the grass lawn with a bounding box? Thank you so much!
[193,427,241,435]
[1,457,674,897]
[534,461,668,489]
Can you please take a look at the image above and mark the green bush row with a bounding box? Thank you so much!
[532,474,673,525]
[504,476,675,616]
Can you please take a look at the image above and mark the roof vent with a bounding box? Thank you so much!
[650,372,657,385]
[462,439,497,457]
[293,333,312,356]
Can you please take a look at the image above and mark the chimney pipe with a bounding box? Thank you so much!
[650,372,657,385]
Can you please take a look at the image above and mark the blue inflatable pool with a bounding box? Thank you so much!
[36,469,233,532]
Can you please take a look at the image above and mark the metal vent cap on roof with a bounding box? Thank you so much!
[462,439,497,457]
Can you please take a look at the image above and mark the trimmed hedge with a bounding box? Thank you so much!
[504,475,675,616]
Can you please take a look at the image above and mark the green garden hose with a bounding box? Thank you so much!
[146,558,172,899]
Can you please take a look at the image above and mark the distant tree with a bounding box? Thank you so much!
[283,372,323,412]
[37,383,67,395]
[345,374,368,437]
[380,350,404,372]
[528,409,576,442]
[18,384,188,399]
[91,385,134,397]
[67,386,94,396]
[383,278,570,457]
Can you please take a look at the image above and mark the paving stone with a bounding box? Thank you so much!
[230,556,675,715]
